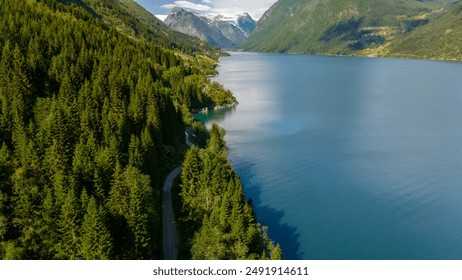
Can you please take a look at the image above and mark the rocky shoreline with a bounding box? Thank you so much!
[193,101,238,114]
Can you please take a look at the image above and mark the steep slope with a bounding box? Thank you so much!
[0,0,279,260]
[214,19,248,48]
[164,7,255,49]
[64,0,220,57]
[241,0,454,55]
[237,13,257,36]
[165,7,236,48]
[389,1,462,60]
[0,0,232,260]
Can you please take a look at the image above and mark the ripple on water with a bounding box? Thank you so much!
[207,52,462,259]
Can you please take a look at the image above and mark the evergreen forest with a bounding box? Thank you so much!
[0,0,278,260]
[179,124,282,260]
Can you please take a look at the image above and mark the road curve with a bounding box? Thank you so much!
[163,166,182,260]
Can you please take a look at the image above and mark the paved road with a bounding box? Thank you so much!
[162,166,182,260]
[185,132,194,147]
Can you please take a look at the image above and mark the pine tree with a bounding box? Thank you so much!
[191,218,227,260]
[72,136,96,188]
[80,197,112,260]
[270,244,283,260]
[10,166,43,258]
[128,135,143,169]
[0,41,13,143]
[140,126,159,184]
[39,188,59,258]
[107,161,128,217]
[124,166,155,259]
[2,241,24,260]
[56,189,81,260]
[180,146,203,223]
[10,45,33,125]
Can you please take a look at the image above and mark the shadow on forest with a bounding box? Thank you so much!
[235,161,303,260]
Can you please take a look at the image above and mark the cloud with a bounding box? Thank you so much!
[200,0,277,19]
[162,1,212,12]
[147,0,278,20]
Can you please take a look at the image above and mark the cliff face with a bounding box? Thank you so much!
[164,7,256,49]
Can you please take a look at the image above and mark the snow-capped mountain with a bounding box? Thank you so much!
[164,7,256,49]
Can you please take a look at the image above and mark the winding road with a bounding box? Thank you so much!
[163,131,194,259]
[162,166,181,260]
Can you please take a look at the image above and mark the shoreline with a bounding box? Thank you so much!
[192,102,238,114]
[231,49,462,63]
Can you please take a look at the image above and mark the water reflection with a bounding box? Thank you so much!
[233,160,303,259]
[207,52,462,259]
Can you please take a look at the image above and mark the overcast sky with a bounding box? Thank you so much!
[134,0,277,20]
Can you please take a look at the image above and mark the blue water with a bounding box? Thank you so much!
[199,52,462,260]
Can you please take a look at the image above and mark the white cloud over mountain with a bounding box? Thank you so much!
[162,1,212,12]
[135,0,277,20]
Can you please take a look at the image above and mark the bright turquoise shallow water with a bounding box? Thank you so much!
[199,52,462,260]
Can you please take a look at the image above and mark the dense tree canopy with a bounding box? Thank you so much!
[0,0,235,259]
[180,124,282,260]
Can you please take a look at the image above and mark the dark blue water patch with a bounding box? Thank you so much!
[232,159,303,260]
[207,52,462,260]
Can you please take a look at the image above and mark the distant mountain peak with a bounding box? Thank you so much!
[171,6,185,13]
[236,13,257,37]
[164,7,256,49]
[170,6,196,16]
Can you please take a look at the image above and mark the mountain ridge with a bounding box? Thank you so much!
[241,0,460,58]
[63,0,221,57]
[0,0,281,260]
[164,7,256,49]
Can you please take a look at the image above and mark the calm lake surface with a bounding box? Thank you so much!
[199,52,462,260]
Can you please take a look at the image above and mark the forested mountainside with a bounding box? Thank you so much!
[0,0,278,260]
[63,0,220,57]
[241,0,459,58]
[389,1,462,60]
[178,125,282,260]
